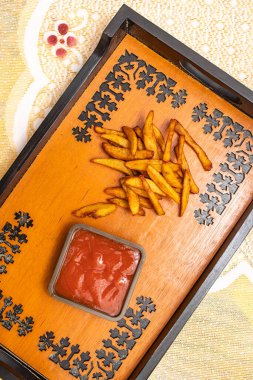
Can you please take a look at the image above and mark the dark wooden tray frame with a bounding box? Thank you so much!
[0,5,252,380]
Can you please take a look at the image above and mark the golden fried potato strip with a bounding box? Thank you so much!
[123,126,138,155]
[180,170,190,216]
[125,176,166,196]
[141,176,165,215]
[147,165,180,204]
[134,126,143,139]
[176,135,185,166]
[101,134,130,148]
[163,119,177,162]
[91,158,133,175]
[94,126,125,137]
[125,159,162,172]
[104,187,126,199]
[139,196,152,209]
[108,197,145,216]
[175,121,212,171]
[72,203,116,218]
[108,197,128,208]
[153,124,165,151]
[102,143,154,160]
[174,145,199,194]
[137,138,145,150]
[162,163,183,189]
[125,186,140,215]
[129,185,163,199]
[143,111,159,159]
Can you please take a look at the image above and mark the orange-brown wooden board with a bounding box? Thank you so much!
[0,34,252,380]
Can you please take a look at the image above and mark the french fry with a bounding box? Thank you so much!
[120,178,149,211]
[72,203,116,218]
[125,176,166,196]
[175,145,199,194]
[125,186,140,215]
[94,126,125,137]
[108,197,129,208]
[166,162,183,177]
[134,126,143,139]
[163,119,177,162]
[129,185,163,199]
[162,163,183,189]
[141,176,165,215]
[143,111,159,159]
[134,127,145,150]
[108,197,145,216]
[175,121,212,171]
[137,138,145,150]
[176,135,185,166]
[162,162,183,178]
[128,186,149,198]
[125,159,163,172]
[91,158,133,175]
[147,165,180,204]
[167,162,180,170]
[102,143,154,160]
[104,187,126,199]
[153,125,165,151]
[119,176,127,187]
[101,134,129,148]
[180,170,190,216]
[139,196,152,209]
[138,207,146,216]
[123,126,138,155]
[173,170,183,179]
[142,178,166,196]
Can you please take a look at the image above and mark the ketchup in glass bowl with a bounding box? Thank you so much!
[48,224,145,320]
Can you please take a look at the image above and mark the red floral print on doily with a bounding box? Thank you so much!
[45,21,77,58]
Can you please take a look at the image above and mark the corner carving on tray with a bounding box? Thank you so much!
[38,296,156,379]
[0,212,33,274]
[192,103,253,226]
[72,50,188,143]
[0,289,34,336]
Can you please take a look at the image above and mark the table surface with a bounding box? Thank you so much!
[0,1,252,379]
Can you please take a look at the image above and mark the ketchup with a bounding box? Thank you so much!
[55,229,140,316]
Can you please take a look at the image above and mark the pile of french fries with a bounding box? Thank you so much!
[73,111,212,219]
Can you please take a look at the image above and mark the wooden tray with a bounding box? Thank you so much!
[0,5,252,380]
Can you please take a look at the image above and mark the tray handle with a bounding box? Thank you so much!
[0,346,44,380]
[0,361,24,380]
[180,60,242,104]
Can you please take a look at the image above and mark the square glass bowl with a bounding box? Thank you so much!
[48,224,145,321]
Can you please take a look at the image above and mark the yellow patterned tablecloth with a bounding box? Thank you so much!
[0,1,252,379]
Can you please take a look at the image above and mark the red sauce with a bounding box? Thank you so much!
[55,229,140,317]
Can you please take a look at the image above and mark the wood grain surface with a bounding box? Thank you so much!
[0,35,252,380]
